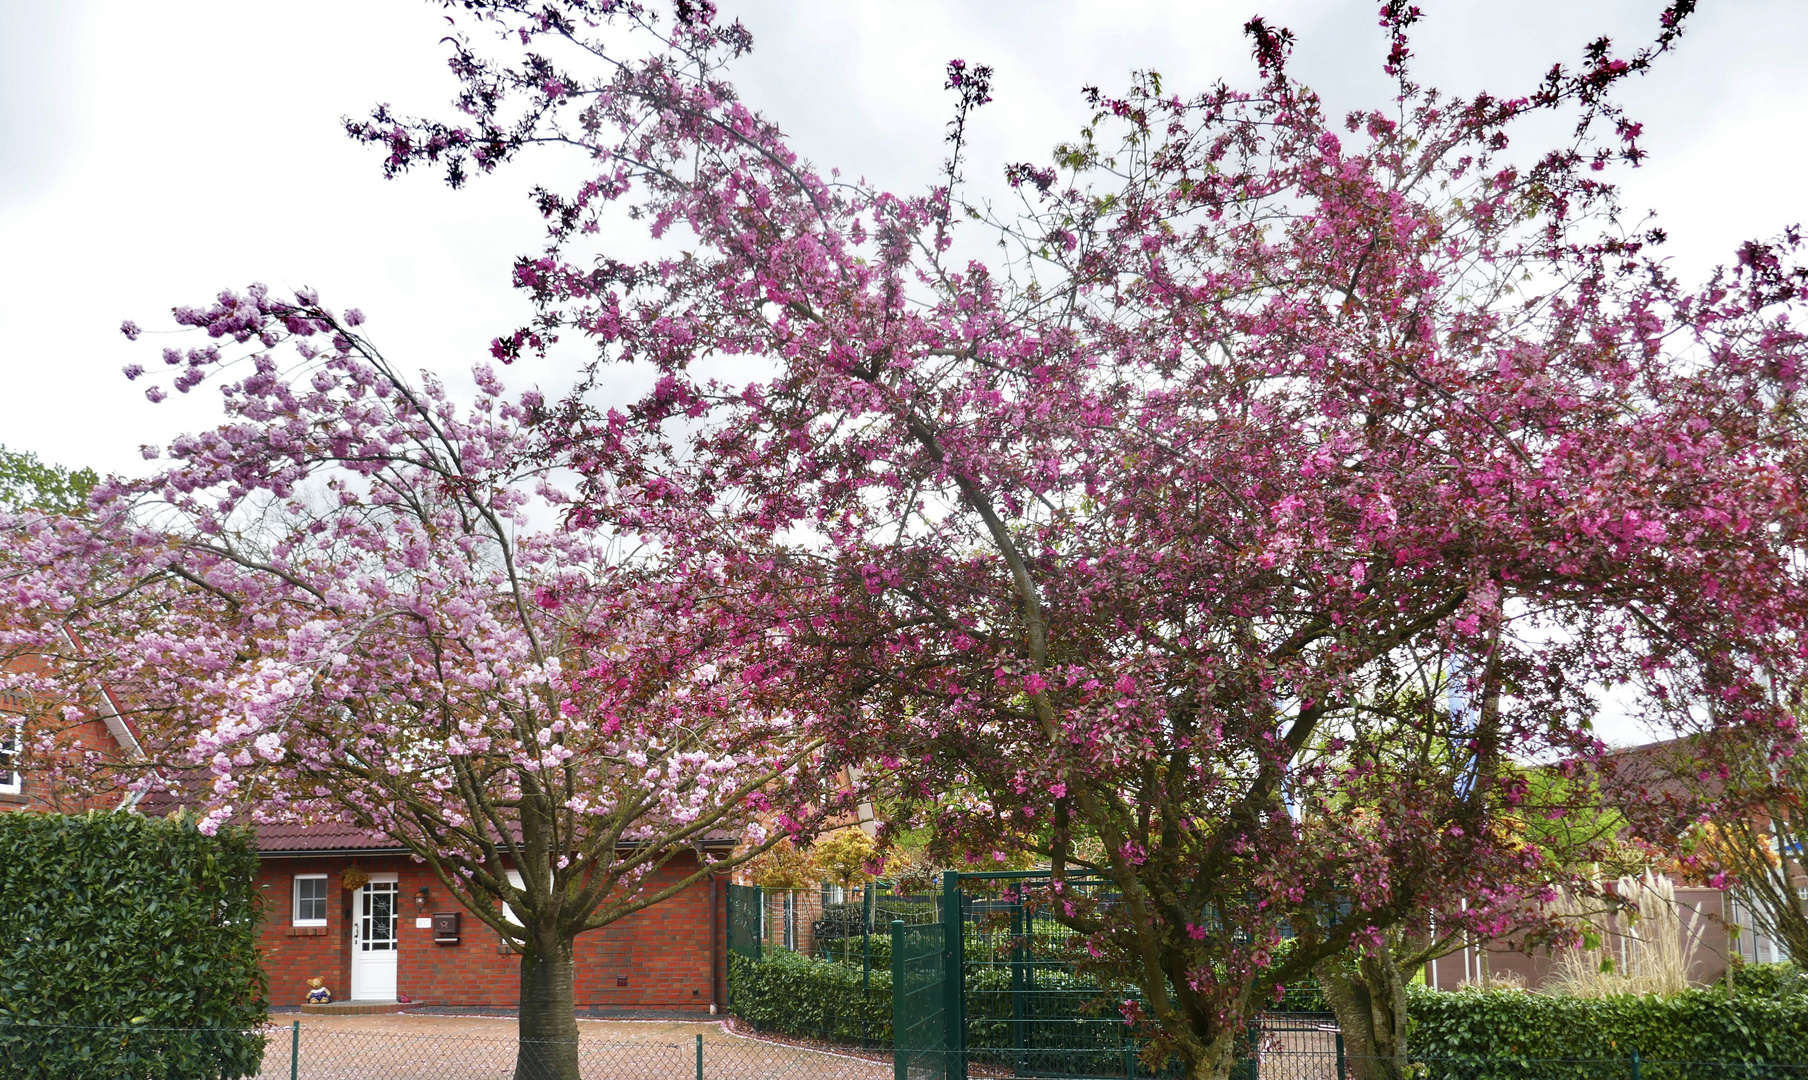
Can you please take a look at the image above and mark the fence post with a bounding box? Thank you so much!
[1335,1031,1344,1080]
[1630,1048,1641,1080]
[696,1032,703,1080]
[942,871,965,1080]
[1011,894,1025,1075]
[892,919,908,1080]
[289,1019,299,1080]
[863,885,875,994]
[753,885,763,961]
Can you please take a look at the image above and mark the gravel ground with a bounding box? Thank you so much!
[255,1012,898,1080]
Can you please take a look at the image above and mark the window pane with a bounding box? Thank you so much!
[0,731,18,792]
[296,877,327,922]
[365,882,397,950]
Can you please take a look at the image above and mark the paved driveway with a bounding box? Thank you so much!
[256,1013,895,1080]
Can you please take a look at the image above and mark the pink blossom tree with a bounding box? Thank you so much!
[348,1,1808,1075]
[0,294,845,1080]
[361,1,1808,1072]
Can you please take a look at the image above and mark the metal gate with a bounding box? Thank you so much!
[958,871,1131,1077]
[726,882,763,965]
[890,916,950,1080]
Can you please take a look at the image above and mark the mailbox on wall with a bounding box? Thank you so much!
[432,911,461,944]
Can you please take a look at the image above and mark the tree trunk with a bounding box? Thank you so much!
[515,929,579,1080]
[1177,1027,1242,1080]
[1315,952,1408,1080]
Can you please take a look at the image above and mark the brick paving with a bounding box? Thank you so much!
[255,1012,895,1080]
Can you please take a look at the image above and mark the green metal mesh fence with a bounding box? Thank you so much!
[727,880,940,1047]
[891,918,948,1080]
[959,871,1123,1073]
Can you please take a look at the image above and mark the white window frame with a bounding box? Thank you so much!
[0,720,21,796]
[501,869,526,927]
[293,874,329,927]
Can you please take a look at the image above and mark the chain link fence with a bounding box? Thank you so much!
[1,1022,899,1080]
[7,1021,1807,1080]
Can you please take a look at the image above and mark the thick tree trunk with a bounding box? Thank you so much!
[1315,953,1408,1080]
[515,930,580,1080]
[1177,1028,1241,1080]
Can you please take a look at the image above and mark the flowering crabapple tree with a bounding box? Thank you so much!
[366,0,1802,1076]
[0,292,850,1080]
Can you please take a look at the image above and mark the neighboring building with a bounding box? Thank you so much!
[1423,736,1802,990]
[1424,882,1740,990]
[3,657,732,1013]
[0,652,144,815]
[252,823,731,1012]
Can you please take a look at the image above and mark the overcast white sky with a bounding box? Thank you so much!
[3,0,1804,478]
[3,1,1802,747]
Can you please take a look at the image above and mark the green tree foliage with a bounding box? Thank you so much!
[746,837,817,890]
[812,828,878,890]
[0,810,268,1079]
[0,444,96,515]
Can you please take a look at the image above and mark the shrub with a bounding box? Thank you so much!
[729,952,894,1045]
[1730,962,1807,999]
[730,946,1127,1056]
[1407,986,1808,1071]
[0,810,268,1079]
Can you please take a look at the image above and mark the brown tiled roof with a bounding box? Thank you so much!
[133,784,406,854]
[254,821,406,854]
[133,779,741,855]
[251,821,740,856]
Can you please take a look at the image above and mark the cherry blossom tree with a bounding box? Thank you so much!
[0,294,846,1080]
[347,1,1808,1075]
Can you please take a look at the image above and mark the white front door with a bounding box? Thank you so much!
[350,875,399,1001]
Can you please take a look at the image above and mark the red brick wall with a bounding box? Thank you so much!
[1,656,133,815]
[257,854,726,1010]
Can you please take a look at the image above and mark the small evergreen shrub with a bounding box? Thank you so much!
[730,947,1124,1054]
[0,810,268,1079]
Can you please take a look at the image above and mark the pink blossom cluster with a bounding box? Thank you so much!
[331,0,1808,1065]
[6,0,1804,1072]
[0,290,852,947]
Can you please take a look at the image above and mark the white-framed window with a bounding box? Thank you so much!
[293,874,329,926]
[0,722,21,796]
[501,869,526,927]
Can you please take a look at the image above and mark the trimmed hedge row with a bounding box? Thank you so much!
[0,810,268,1079]
[730,949,1124,1051]
[1729,962,1807,999]
[1407,986,1808,1065]
[729,952,894,1045]
[734,949,1808,1069]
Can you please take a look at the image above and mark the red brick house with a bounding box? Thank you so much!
[0,651,145,814]
[251,823,731,1013]
[5,658,731,1014]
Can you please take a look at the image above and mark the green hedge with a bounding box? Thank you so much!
[0,810,268,1079]
[730,949,1125,1054]
[1730,963,1807,999]
[730,952,894,1045]
[1407,986,1808,1069]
